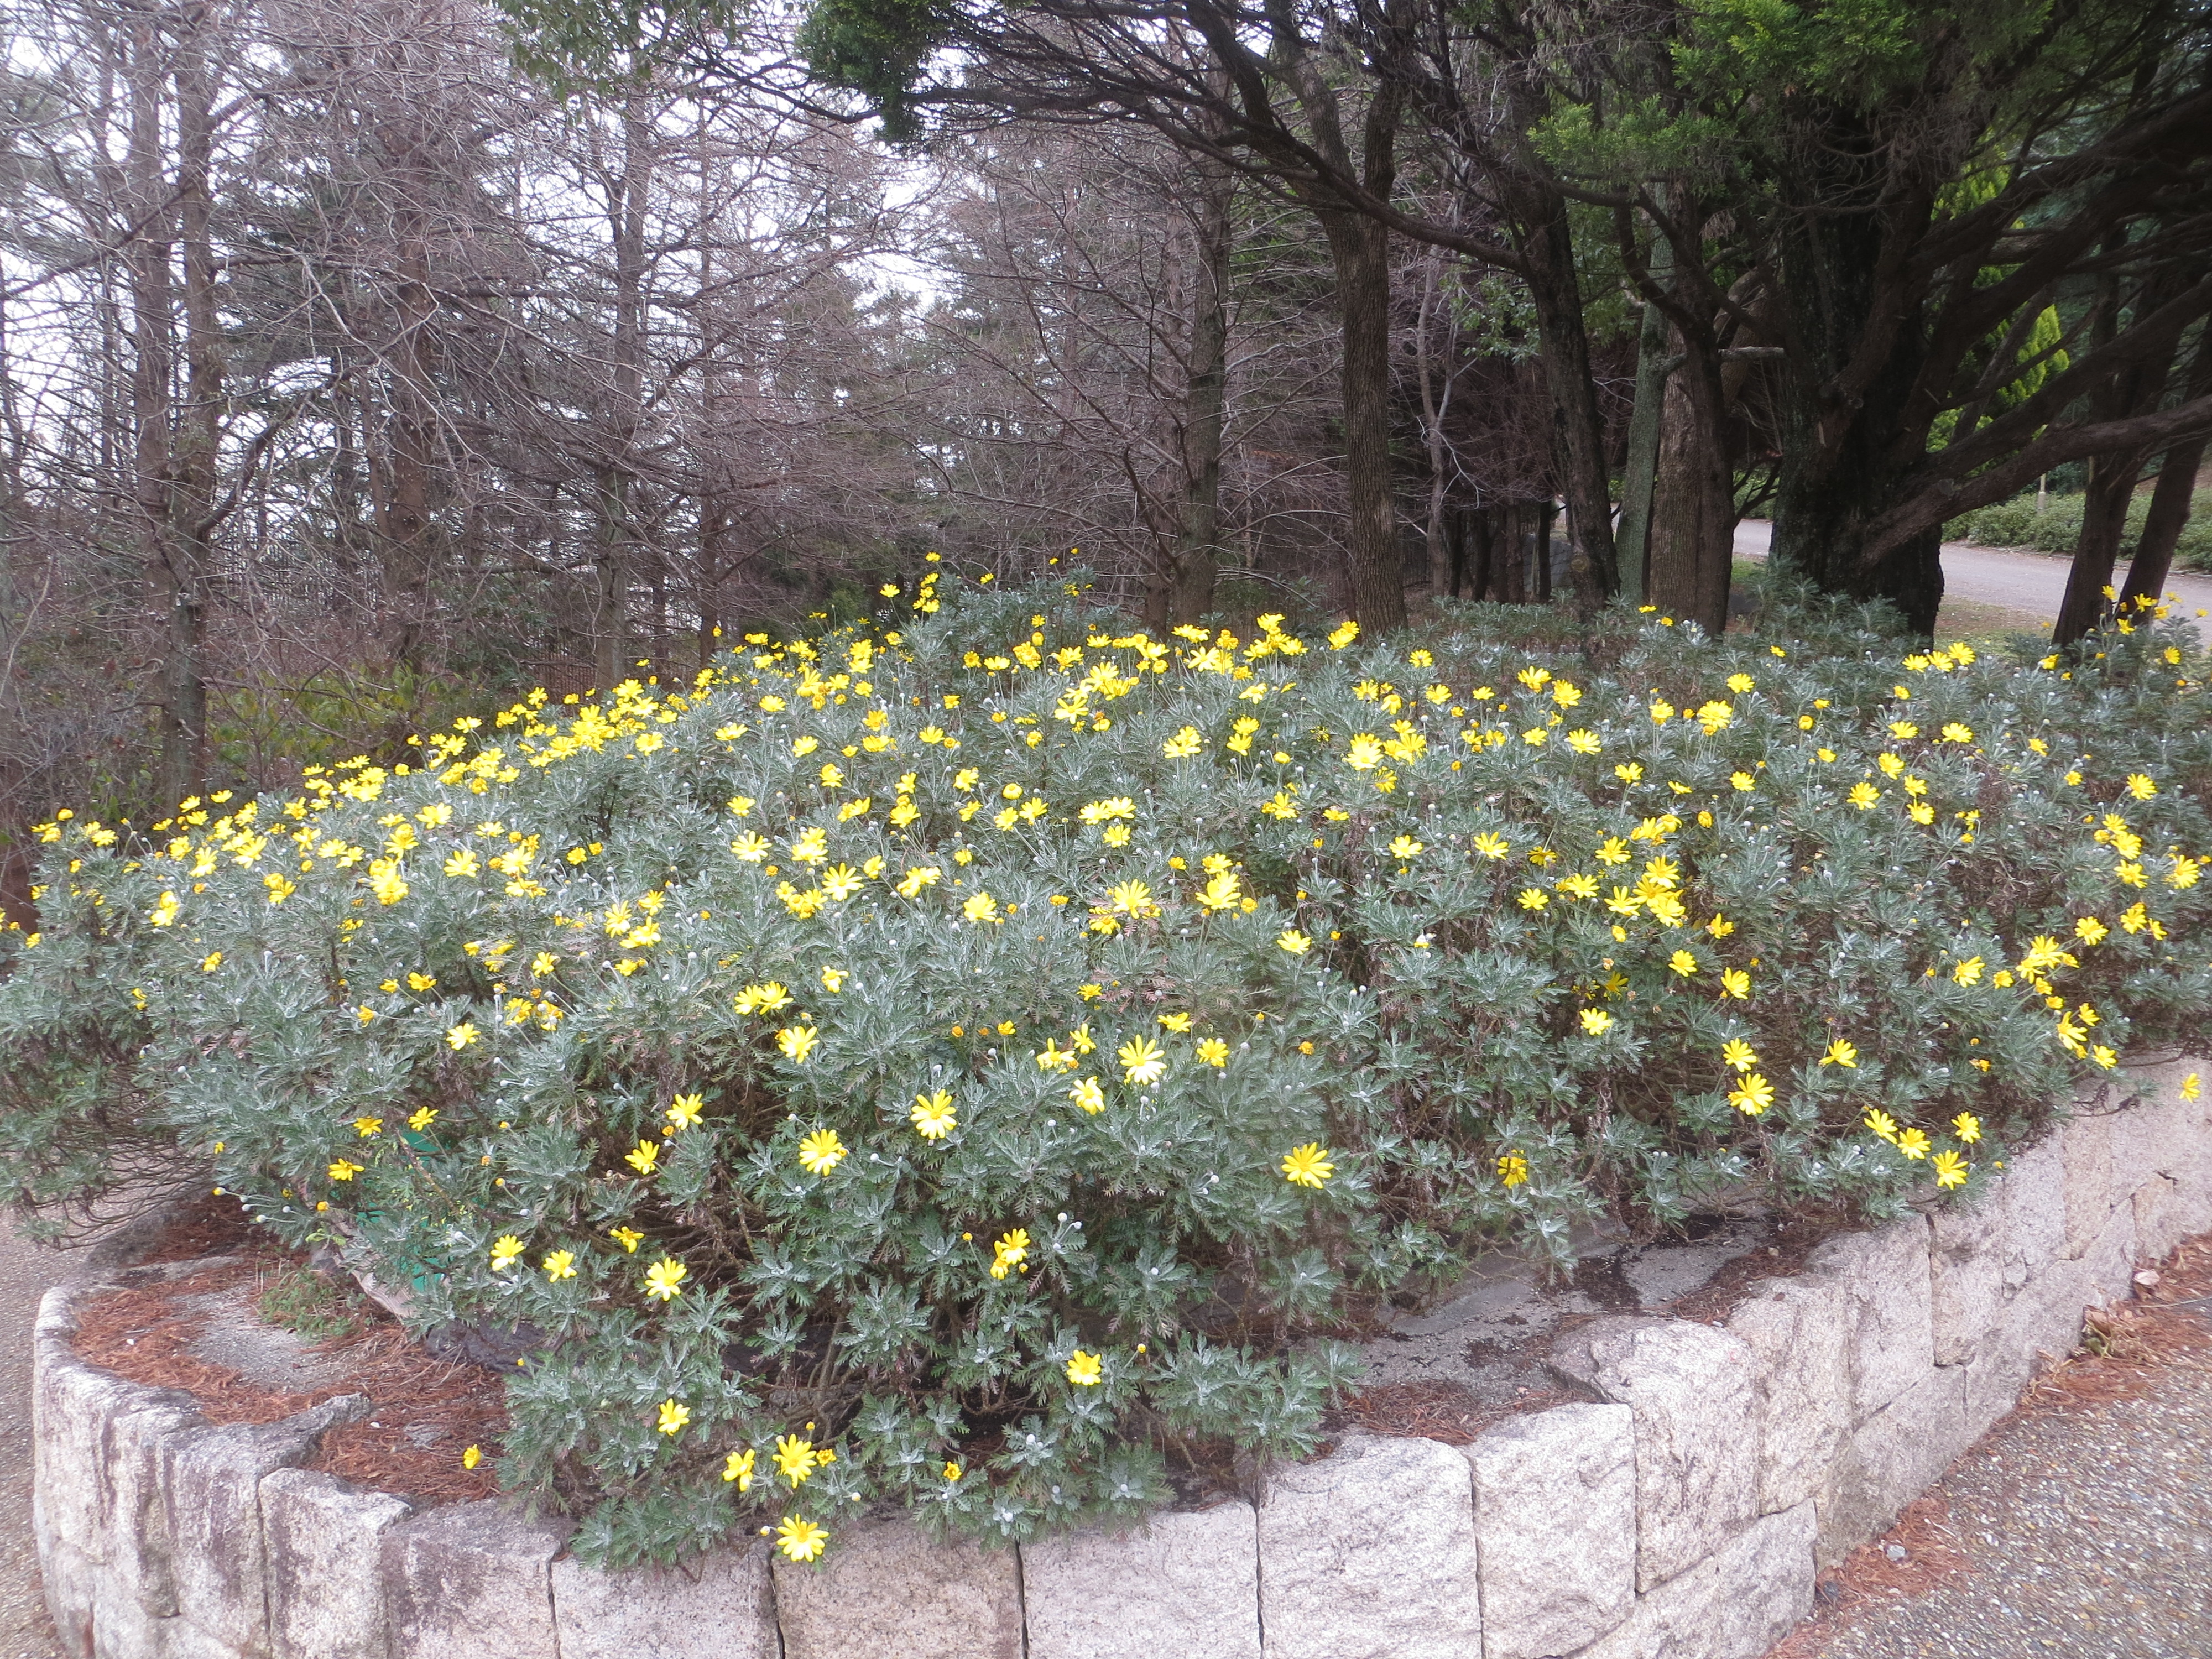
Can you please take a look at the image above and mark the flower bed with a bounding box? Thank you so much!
[33,1059,2211,1659]
[4,572,2209,1566]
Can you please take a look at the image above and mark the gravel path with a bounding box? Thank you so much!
[0,1220,65,1659]
[1779,1301,2212,1659]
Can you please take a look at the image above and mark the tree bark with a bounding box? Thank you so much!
[1504,174,1620,608]
[1413,247,1457,599]
[2054,263,2179,648]
[1615,284,1671,607]
[595,90,651,690]
[2053,447,2148,647]
[168,2,220,804]
[1317,206,1406,633]
[1164,150,1232,628]
[1465,506,1493,601]
[1767,175,1945,636]
[1645,321,1734,636]
[2117,325,2212,612]
[1266,2,1407,635]
[696,134,728,670]
[382,143,436,661]
[125,8,196,808]
[2117,436,2207,613]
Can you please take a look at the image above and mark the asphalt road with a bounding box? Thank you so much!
[1734,519,2212,646]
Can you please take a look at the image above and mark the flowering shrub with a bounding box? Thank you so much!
[3,564,2209,1568]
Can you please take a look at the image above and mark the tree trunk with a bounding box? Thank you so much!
[596,91,652,690]
[2117,435,2207,614]
[168,3,220,804]
[1414,247,1455,599]
[1479,501,1538,603]
[696,141,727,671]
[2116,320,2212,612]
[2054,263,2180,647]
[1615,281,1671,607]
[1646,324,1734,636]
[1165,152,1233,627]
[2054,447,2148,646]
[1503,174,1619,608]
[1535,499,1554,603]
[1444,505,1470,598]
[1465,507,1493,601]
[126,9,193,808]
[382,193,436,660]
[1767,137,1944,636]
[1317,207,1406,634]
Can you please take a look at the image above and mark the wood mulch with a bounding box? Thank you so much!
[69,1198,508,1506]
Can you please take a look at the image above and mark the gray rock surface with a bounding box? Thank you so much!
[259,1470,411,1659]
[1808,1217,1935,1423]
[34,1541,89,1659]
[1551,1318,1760,1590]
[1816,1365,1974,1566]
[1727,1276,1853,1516]
[1256,1433,1479,1659]
[1927,1139,2065,1366]
[1616,1215,1772,1307]
[552,1547,779,1659]
[380,1501,566,1659]
[98,1400,201,1622]
[2059,1110,2119,1259]
[175,1286,361,1396]
[1362,1219,1773,1404]
[30,1342,142,1568]
[2110,1063,2212,1255]
[771,1516,1022,1659]
[1022,1503,1260,1659]
[162,1398,369,1657]
[1363,1260,1603,1401]
[1577,1500,1815,1659]
[1464,1402,1635,1659]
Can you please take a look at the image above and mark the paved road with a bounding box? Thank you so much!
[1734,520,2212,646]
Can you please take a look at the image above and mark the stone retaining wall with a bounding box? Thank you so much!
[35,1055,2209,1659]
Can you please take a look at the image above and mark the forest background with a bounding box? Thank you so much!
[1,0,2208,918]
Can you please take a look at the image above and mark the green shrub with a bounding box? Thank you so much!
[1954,483,2212,574]
[3,567,2209,1569]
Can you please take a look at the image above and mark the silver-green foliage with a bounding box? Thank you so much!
[2,575,2208,1567]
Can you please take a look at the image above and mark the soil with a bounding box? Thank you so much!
[1662,1215,1844,1326]
[69,1198,508,1507]
[1334,1376,1591,1446]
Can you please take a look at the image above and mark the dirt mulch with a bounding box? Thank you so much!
[1333,1376,1592,1446]
[71,1221,507,1507]
[1665,1215,1846,1326]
